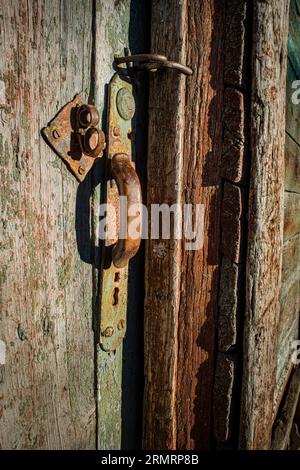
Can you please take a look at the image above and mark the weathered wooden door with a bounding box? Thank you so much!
[0,0,148,450]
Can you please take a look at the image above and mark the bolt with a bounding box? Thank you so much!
[103,326,114,337]
[112,126,121,137]
[78,165,85,175]
[117,319,125,330]
[116,87,136,121]
[52,129,60,139]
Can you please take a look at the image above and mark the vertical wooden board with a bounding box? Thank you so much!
[143,0,186,450]
[93,0,132,450]
[0,0,95,449]
[240,0,289,450]
[144,0,225,450]
[176,0,224,449]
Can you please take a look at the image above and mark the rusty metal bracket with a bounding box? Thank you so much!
[99,73,140,352]
[42,95,105,182]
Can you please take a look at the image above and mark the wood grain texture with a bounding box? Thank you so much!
[240,0,290,450]
[143,0,224,450]
[176,0,224,449]
[143,0,186,450]
[0,0,95,449]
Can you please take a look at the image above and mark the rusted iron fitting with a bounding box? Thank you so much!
[114,52,193,77]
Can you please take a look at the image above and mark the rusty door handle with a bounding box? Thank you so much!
[110,153,142,268]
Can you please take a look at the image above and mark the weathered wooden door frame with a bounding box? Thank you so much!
[143,0,289,450]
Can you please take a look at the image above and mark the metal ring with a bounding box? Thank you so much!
[114,53,193,77]
[77,104,99,129]
[81,127,105,158]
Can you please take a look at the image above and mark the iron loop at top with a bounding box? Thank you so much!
[114,53,193,76]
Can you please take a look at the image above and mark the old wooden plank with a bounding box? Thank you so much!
[144,0,225,450]
[93,0,131,450]
[221,182,244,263]
[285,134,300,193]
[240,0,290,450]
[221,87,245,183]
[0,0,95,449]
[272,368,300,450]
[143,0,185,450]
[224,0,247,88]
[213,353,236,442]
[176,0,224,450]
[284,191,300,241]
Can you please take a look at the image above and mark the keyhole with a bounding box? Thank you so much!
[112,287,119,306]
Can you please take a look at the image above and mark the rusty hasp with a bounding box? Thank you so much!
[42,95,105,182]
[99,74,142,352]
[114,52,193,76]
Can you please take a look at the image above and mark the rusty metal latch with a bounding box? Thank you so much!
[42,51,191,352]
[99,74,142,351]
[42,73,142,352]
[114,52,193,77]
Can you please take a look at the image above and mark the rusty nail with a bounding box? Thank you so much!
[117,319,125,330]
[52,129,60,139]
[78,165,85,175]
[112,126,121,137]
[103,326,114,337]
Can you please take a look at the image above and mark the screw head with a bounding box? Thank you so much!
[103,326,114,337]
[116,87,135,120]
[78,165,85,175]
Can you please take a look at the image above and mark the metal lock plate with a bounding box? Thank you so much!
[99,74,135,352]
[42,95,105,182]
